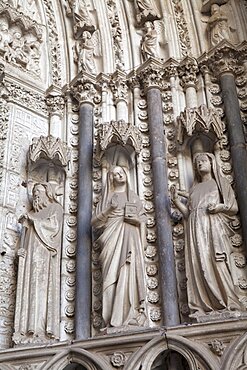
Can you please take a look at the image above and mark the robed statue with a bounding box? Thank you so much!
[92,166,147,329]
[13,182,63,344]
[171,153,245,319]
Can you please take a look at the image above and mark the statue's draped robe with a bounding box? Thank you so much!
[15,202,63,342]
[187,178,242,315]
[95,190,146,327]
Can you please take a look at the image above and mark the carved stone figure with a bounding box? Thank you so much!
[74,30,101,74]
[133,0,161,24]
[141,21,158,60]
[92,166,147,328]
[72,0,95,37]
[13,182,63,344]
[207,4,232,47]
[171,153,245,319]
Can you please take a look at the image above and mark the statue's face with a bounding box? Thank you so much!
[112,166,127,185]
[195,154,211,175]
[33,185,47,203]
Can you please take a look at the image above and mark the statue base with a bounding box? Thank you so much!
[190,310,247,323]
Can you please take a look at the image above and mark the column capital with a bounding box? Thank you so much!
[45,87,66,117]
[70,72,101,105]
[164,58,179,78]
[135,57,169,92]
[198,40,247,79]
[178,56,199,90]
[110,69,128,103]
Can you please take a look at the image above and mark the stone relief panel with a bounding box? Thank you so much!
[0,2,43,77]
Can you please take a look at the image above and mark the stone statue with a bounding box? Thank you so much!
[171,153,245,319]
[72,0,95,37]
[92,166,147,328]
[13,182,63,344]
[207,4,232,47]
[141,21,158,60]
[74,30,101,75]
[133,0,161,24]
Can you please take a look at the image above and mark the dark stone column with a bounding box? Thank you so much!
[71,75,99,340]
[220,72,247,251]
[75,101,94,339]
[147,87,180,327]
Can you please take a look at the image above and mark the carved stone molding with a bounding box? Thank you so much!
[178,57,199,90]
[106,0,125,71]
[97,120,143,153]
[70,72,101,105]
[43,0,62,86]
[28,135,70,167]
[177,104,225,144]
[199,41,247,79]
[171,0,192,57]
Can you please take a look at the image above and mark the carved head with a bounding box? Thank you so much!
[32,182,55,211]
[211,3,220,14]
[111,166,127,186]
[194,153,213,179]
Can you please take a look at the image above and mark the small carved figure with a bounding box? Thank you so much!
[13,183,63,344]
[74,30,101,74]
[141,21,158,60]
[134,0,161,23]
[207,4,232,47]
[171,153,245,318]
[6,30,27,64]
[25,38,41,74]
[0,19,11,54]
[72,0,95,36]
[92,166,147,328]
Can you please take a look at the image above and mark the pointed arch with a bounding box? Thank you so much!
[124,334,219,370]
[41,347,109,370]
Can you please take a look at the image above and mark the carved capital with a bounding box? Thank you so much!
[29,135,70,167]
[136,58,168,91]
[199,41,247,79]
[178,57,199,90]
[46,94,66,117]
[70,72,101,105]
[164,58,179,77]
[110,70,128,103]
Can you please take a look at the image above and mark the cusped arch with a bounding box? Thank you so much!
[41,347,109,370]
[124,334,219,370]
[220,331,247,370]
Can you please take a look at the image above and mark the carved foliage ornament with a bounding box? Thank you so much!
[71,75,101,104]
[29,135,70,167]
[97,120,142,153]
[178,57,199,89]
[136,59,169,90]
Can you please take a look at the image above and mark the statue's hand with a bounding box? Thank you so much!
[170,185,178,200]
[124,215,140,226]
[207,203,224,214]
